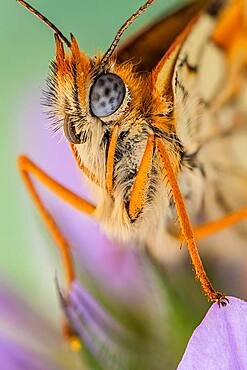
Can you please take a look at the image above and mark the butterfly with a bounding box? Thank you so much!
[17,0,247,306]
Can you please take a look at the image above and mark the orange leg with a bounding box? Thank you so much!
[155,137,227,305]
[17,155,96,288]
[194,208,247,241]
[129,135,154,221]
[106,125,119,194]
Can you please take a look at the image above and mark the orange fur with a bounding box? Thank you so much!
[150,14,200,132]
[55,34,66,75]
[70,34,90,102]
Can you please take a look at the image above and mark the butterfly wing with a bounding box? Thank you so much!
[130,0,247,251]
[171,0,247,211]
[117,0,211,72]
[153,0,247,236]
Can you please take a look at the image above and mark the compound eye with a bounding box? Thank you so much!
[90,73,126,117]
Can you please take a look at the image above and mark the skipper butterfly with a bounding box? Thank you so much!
[17,0,247,306]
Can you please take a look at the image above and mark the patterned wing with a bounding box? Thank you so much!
[117,0,210,72]
[172,0,247,235]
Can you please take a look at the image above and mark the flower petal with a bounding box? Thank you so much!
[0,283,84,370]
[60,280,132,367]
[177,297,247,370]
[60,280,169,370]
[0,283,59,347]
[0,336,60,370]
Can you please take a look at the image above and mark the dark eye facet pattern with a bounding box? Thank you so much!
[90,73,126,117]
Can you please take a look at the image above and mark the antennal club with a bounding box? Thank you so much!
[101,0,156,66]
[16,0,71,47]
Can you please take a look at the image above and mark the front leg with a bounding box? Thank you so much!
[194,208,247,241]
[128,135,155,221]
[18,155,96,287]
[155,137,227,305]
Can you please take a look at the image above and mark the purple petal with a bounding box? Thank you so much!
[0,336,60,370]
[69,281,124,335]
[0,283,86,370]
[177,297,247,370]
[0,283,60,347]
[61,280,127,343]
[60,281,132,367]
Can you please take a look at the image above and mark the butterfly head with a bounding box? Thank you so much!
[49,33,147,145]
[17,0,156,144]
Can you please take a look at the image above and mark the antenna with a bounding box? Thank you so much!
[16,0,71,47]
[101,0,156,66]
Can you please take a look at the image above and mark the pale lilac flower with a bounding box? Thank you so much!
[178,297,247,370]
[0,338,58,370]
[0,284,82,370]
